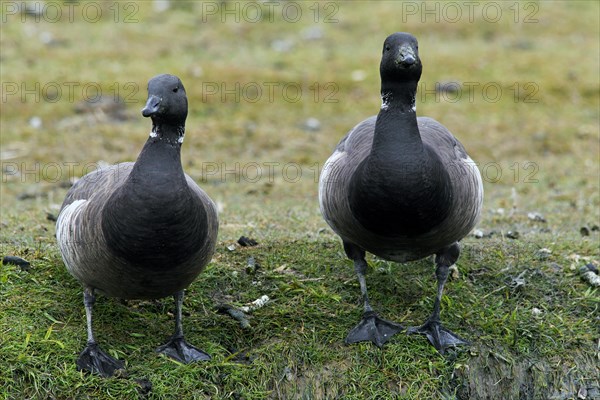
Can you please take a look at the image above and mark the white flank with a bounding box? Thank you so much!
[56,199,87,269]
[463,155,484,206]
[178,135,184,143]
[318,150,344,212]
[149,131,158,138]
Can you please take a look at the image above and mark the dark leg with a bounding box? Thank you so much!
[76,287,125,377]
[156,290,210,362]
[343,242,404,347]
[407,243,469,354]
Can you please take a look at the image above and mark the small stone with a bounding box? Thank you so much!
[531,307,543,316]
[271,39,294,52]
[29,116,42,129]
[245,257,260,274]
[238,236,258,247]
[536,248,552,260]
[473,229,484,239]
[580,226,590,236]
[302,117,321,132]
[301,26,323,40]
[227,244,236,251]
[153,0,170,12]
[351,70,367,82]
[527,212,546,222]
[506,231,520,239]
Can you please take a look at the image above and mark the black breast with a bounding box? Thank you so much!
[348,151,453,237]
[101,183,209,270]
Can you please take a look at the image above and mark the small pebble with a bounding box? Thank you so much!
[29,116,42,129]
[271,39,294,52]
[245,257,260,274]
[301,26,323,40]
[302,117,321,132]
[531,307,543,317]
[580,226,590,236]
[536,248,552,260]
[227,244,236,252]
[238,236,258,247]
[506,230,520,239]
[473,229,484,239]
[527,212,546,223]
[351,70,367,82]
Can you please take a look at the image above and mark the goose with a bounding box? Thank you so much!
[318,33,483,354]
[56,74,219,376]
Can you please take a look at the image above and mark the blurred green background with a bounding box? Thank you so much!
[1,1,598,399]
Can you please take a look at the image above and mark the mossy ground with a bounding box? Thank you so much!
[1,1,599,399]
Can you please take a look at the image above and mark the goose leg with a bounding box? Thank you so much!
[76,287,125,377]
[156,290,210,362]
[344,242,404,347]
[407,243,469,354]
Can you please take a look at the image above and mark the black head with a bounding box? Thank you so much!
[380,32,422,83]
[141,74,188,124]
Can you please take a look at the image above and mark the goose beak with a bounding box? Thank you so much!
[396,46,416,66]
[142,95,162,117]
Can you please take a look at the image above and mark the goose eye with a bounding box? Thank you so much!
[385,46,390,51]
[173,87,179,93]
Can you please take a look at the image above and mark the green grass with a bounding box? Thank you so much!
[1,1,599,399]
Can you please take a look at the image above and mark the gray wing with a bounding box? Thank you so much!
[419,117,483,244]
[318,116,376,242]
[59,162,134,211]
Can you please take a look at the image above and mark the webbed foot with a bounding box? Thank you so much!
[407,319,469,354]
[76,342,125,377]
[345,310,404,348]
[156,336,210,363]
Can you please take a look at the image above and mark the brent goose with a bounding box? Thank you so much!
[56,74,219,376]
[319,33,483,353]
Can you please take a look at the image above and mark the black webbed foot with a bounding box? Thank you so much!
[407,319,469,354]
[156,336,211,363]
[76,342,125,377]
[345,310,404,348]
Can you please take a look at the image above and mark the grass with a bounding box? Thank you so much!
[1,1,599,399]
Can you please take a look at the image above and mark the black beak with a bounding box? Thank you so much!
[142,95,162,117]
